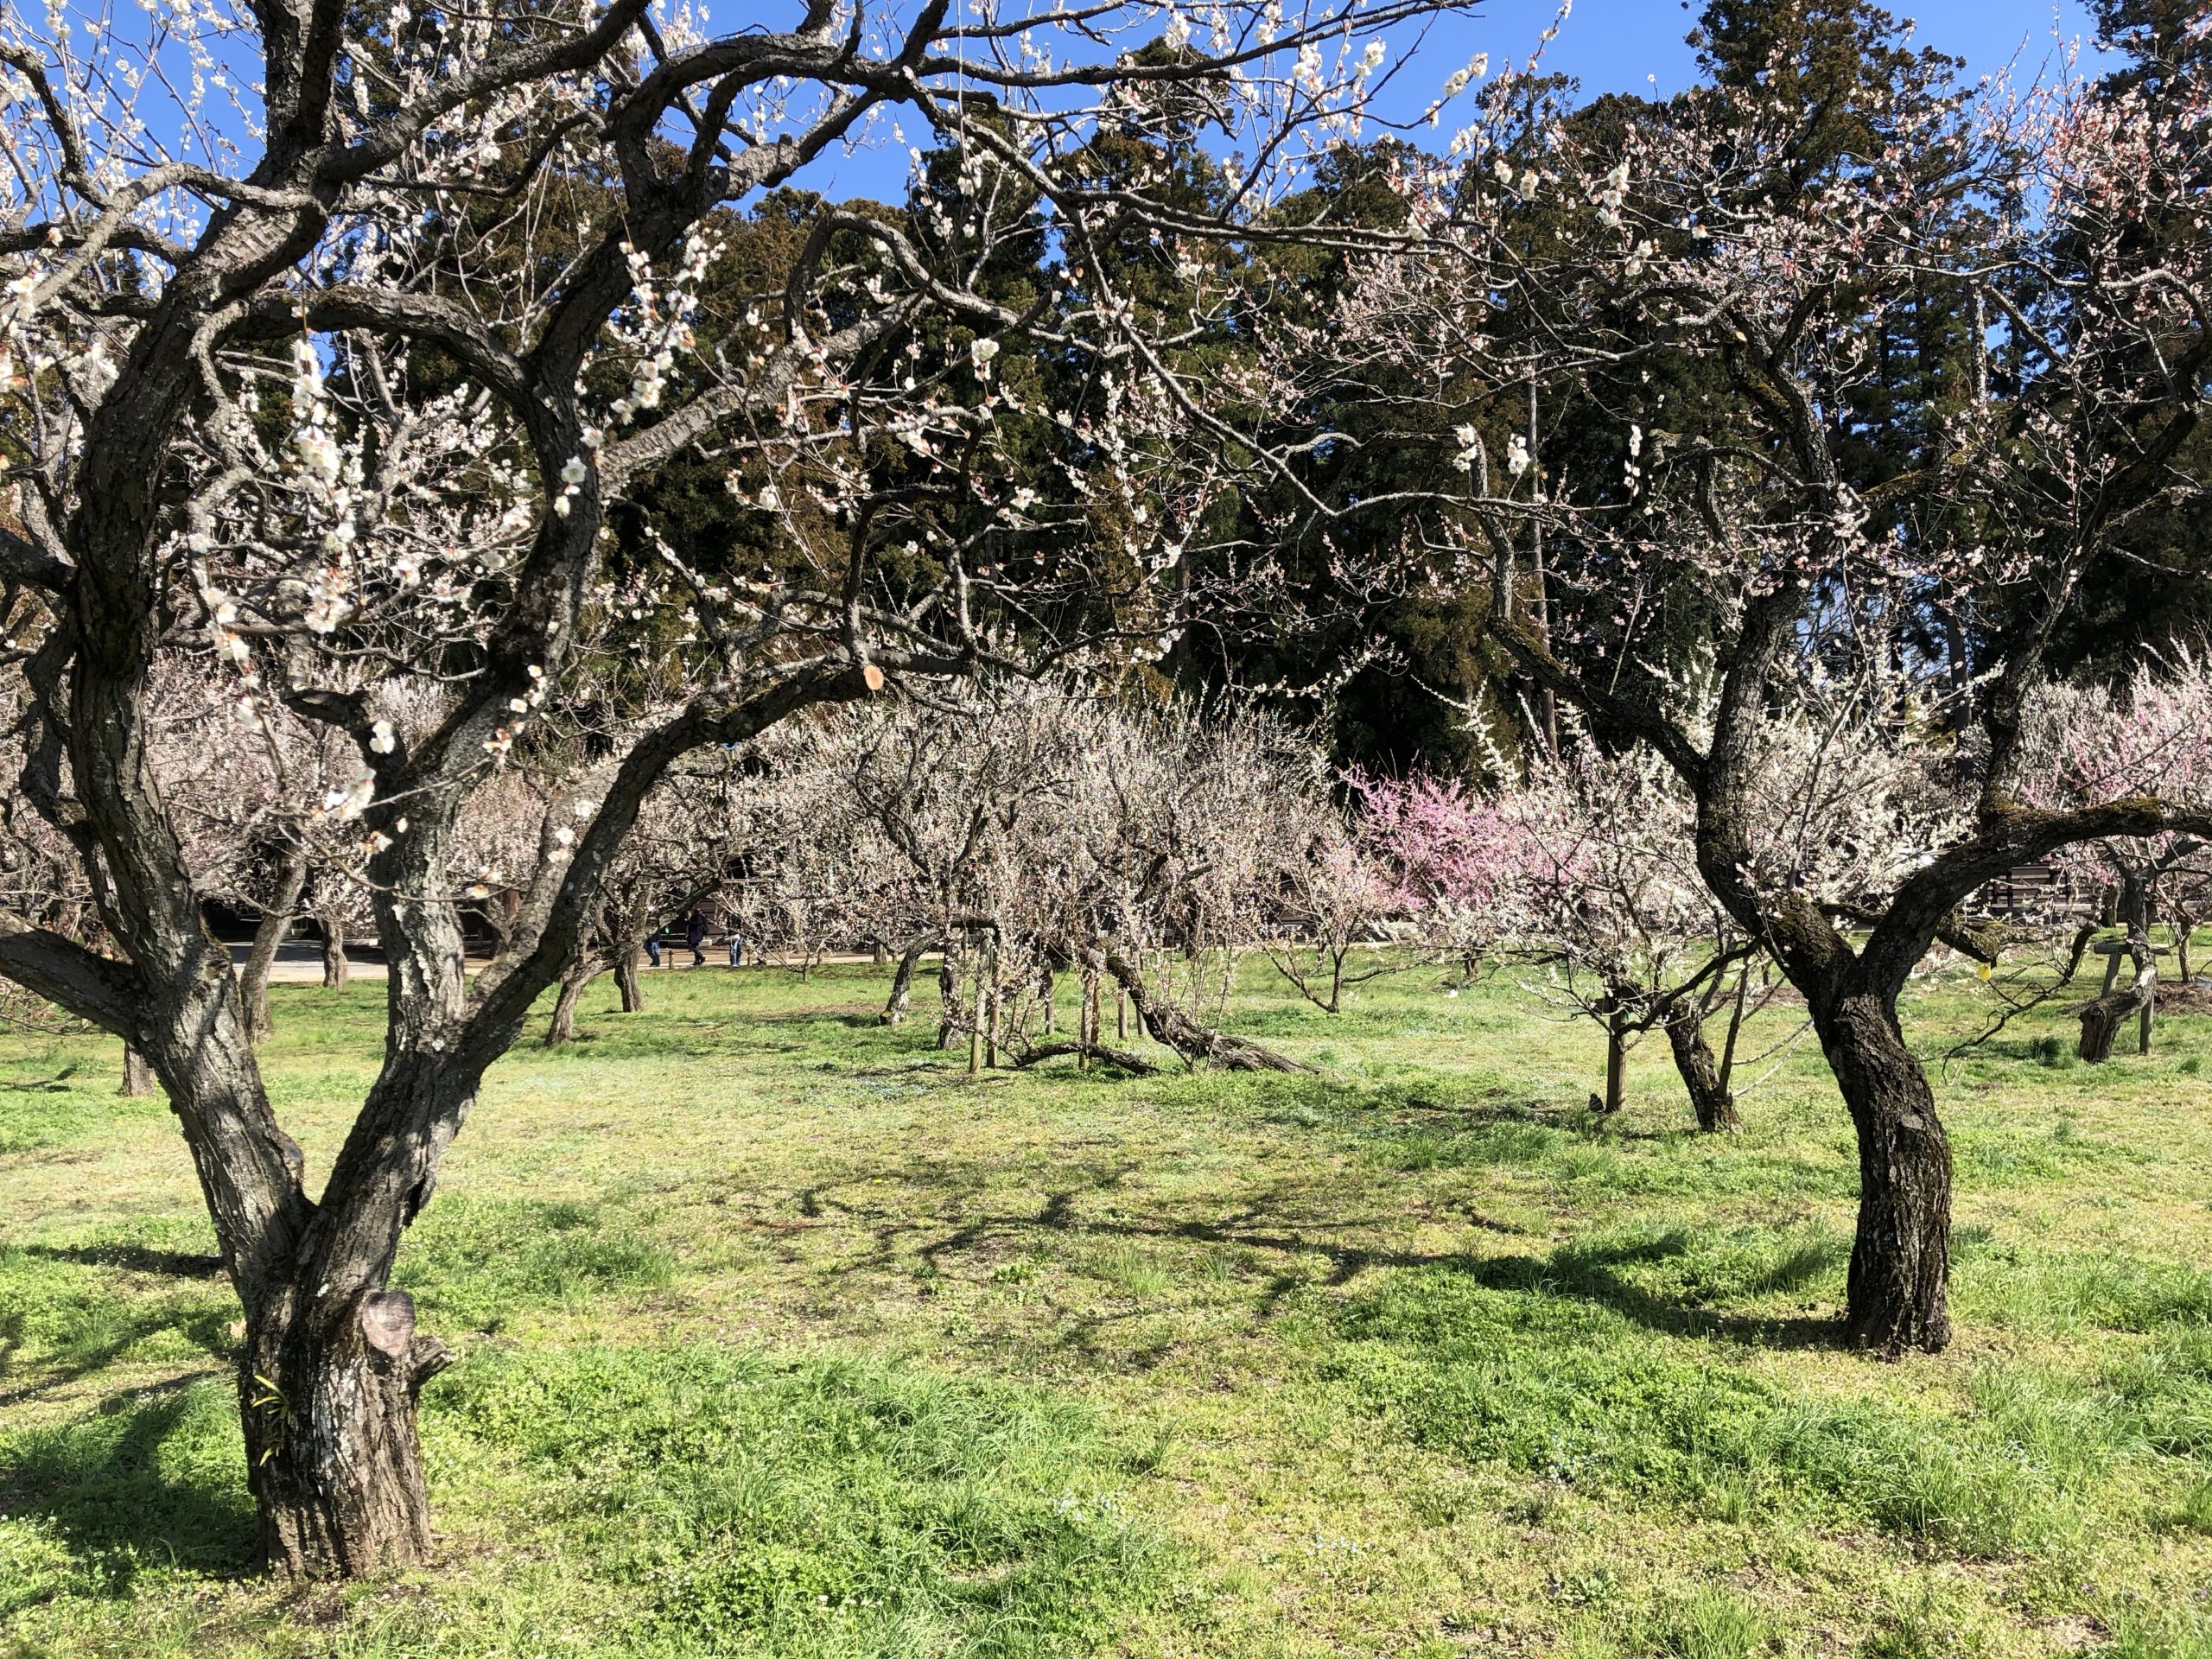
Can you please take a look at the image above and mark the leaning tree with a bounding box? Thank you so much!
[0,0,1466,1574]
[1277,10,2212,1351]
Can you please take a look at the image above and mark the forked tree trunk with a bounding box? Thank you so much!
[880,937,931,1026]
[121,1044,156,1096]
[319,918,348,990]
[243,1287,451,1576]
[1664,1007,1740,1133]
[543,956,602,1047]
[614,947,644,1014]
[1819,988,1952,1355]
[240,845,312,1042]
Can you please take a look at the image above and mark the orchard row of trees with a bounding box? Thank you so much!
[509,658,2212,1126]
[3,0,2209,1577]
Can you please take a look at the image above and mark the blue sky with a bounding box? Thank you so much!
[1410,0,2113,102]
[786,0,2118,203]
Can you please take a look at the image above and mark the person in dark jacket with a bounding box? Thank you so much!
[684,907,708,968]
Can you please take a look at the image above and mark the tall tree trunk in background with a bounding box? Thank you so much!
[121,1045,156,1096]
[1819,988,1953,1355]
[319,917,348,991]
[984,931,1001,1068]
[880,937,931,1026]
[544,956,603,1047]
[240,845,311,1042]
[610,946,645,1013]
[938,937,963,1050]
[1592,995,1626,1115]
[1664,1006,1740,1133]
[969,946,987,1073]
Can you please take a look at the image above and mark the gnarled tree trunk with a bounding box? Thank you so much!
[613,945,644,1013]
[1664,1007,1740,1133]
[1818,988,1952,1355]
[121,1044,156,1096]
[1100,948,1311,1072]
[2080,878,2155,1062]
[243,1286,451,1576]
[2079,966,2155,1061]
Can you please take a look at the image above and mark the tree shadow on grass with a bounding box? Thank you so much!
[20,1243,225,1278]
[0,1293,234,1408]
[1457,1230,1843,1350]
[0,1380,257,1600]
[881,1166,1844,1352]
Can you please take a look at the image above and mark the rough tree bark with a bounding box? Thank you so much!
[239,844,312,1041]
[543,955,604,1046]
[2080,878,2155,1062]
[1013,1039,1160,1074]
[2079,945,2156,1060]
[121,1044,156,1096]
[1663,1006,1741,1133]
[1818,988,1953,1355]
[243,1287,452,1575]
[613,946,645,1013]
[1593,1001,1627,1116]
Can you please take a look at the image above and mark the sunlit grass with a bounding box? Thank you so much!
[3,957,2211,1655]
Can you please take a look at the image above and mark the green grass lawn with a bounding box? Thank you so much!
[3,959,2211,1657]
